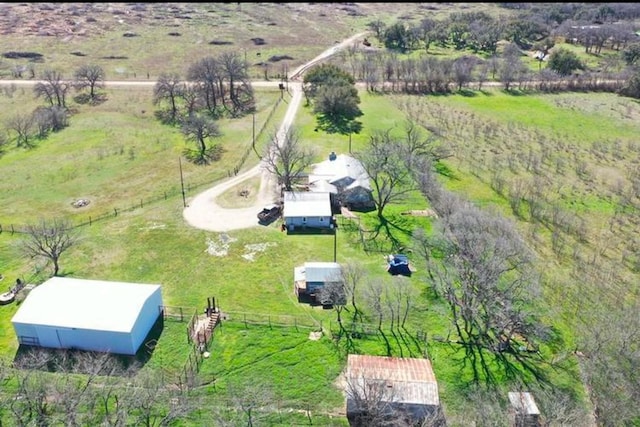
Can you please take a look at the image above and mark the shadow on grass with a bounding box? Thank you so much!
[12,315,164,376]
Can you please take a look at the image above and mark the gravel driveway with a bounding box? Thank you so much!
[182,32,368,232]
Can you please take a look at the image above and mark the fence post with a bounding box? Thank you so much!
[114,208,118,216]
[11,224,14,234]
[140,199,143,208]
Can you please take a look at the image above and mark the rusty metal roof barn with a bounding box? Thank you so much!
[346,354,440,406]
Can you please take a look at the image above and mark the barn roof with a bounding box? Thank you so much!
[346,354,439,406]
[11,277,162,333]
[283,191,332,217]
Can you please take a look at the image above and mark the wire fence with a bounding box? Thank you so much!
[0,95,284,236]
[222,311,322,331]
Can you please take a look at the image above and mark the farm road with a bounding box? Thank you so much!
[183,31,368,232]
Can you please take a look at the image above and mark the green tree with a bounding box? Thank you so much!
[302,63,355,104]
[383,22,410,53]
[547,48,585,76]
[622,43,640,66]
[619,69,640,99]
[303,63,362,137]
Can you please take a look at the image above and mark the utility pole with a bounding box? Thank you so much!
[179,157,186,207]
[333,226,337,262]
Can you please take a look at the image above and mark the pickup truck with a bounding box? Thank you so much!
[257,204,281,223]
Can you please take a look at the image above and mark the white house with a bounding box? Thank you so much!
[11,277,163,356]
[282,191,334,231]
[308,152,374,211]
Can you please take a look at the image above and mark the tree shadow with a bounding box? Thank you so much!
[315,114,362,136]
[367,216,415,254]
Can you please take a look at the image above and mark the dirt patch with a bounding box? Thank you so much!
[401,209,438,218]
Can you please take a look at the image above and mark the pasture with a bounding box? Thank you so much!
[0,2,639,425]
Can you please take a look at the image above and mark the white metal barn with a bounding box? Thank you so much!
[11,277,163,356]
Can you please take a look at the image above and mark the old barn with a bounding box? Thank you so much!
[345,354,441,426]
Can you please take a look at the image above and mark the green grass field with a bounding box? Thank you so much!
[0,3,639,425]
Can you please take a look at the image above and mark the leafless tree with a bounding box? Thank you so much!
[353,128,416,219]
[346,372,411,427]
[225,380,276,427]
[187,56,222,115]
[125,369,194,427]
[73,64,105,100]
[218,51,253,115]
[384,275,417,331]
[180,114,223,165]
[6,113,35,148]
[33,69,70,108]
[153,73,185,123]
[261,126,316,192]
[319,272,347,330]
[21,218,81,276]
[32,106,68,137]
[341,261,367,322]
[363,278,386,333]
[577,298,640,426]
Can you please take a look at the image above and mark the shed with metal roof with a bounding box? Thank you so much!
[11,277,163,356]
[345,354,441,425]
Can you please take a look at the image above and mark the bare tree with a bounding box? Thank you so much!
[126,369,194,427]
[320,271,347,331]
[153,73,185,123]
[577,299,640,426]
[21,218,81,276]
[218,51,253,115]
[33,69,70,108]
[181,114,223,165]
[32,106,68,137]
[224,380,276,427]
[384,276,416,331]
[6,113,36,148]
[0,130,8,156]
[73,64,105,100]
[261,126,316,192]
[341,261,367,322]
[187,56,221,115]
[346,372,410,427]
[354,128,416,219]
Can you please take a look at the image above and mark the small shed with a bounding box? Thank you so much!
[345,354,441,426]
[294,261,342,301]
[283,191,334,231]
[11,277,163,356]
